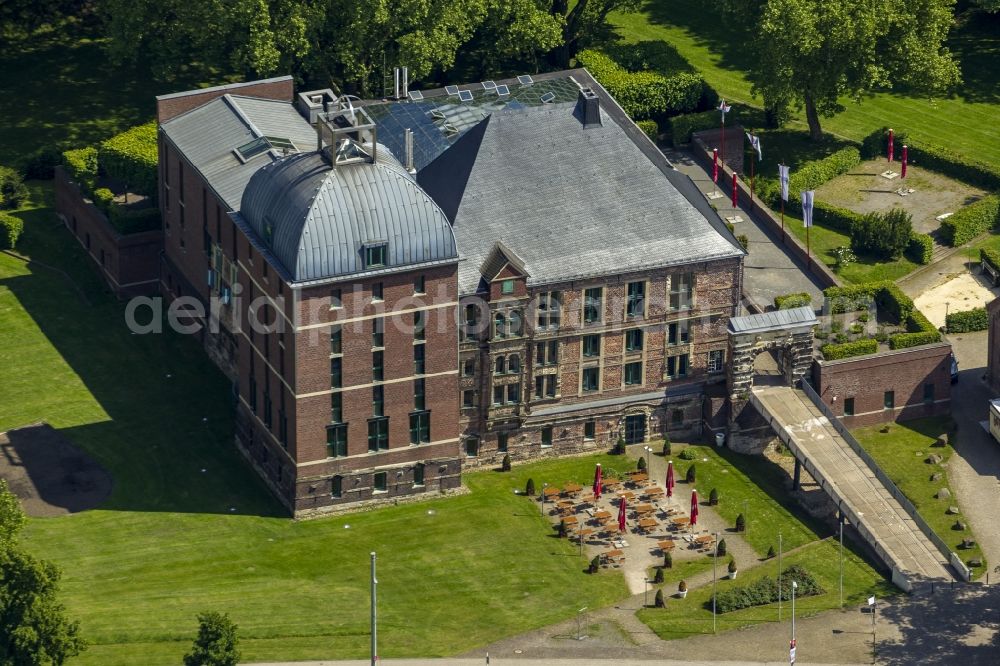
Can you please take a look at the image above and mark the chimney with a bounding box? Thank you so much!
[577,88,601,128]
[402,67,409,99]
[405,128,416,174]
[393,67,401,100]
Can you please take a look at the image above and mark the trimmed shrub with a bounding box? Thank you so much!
[850,208,912,259]
[92,187,114,214]
[21,146,64,180]
[666,103,766,147]
[709,487,719,505]
[790,147,861,194]
[637,456,647,471]
[728,558,737,574]
[678,447,697,460]
[821,338,878,360]
[612,437,626,455]
[501,454,511,472]
[766,545,776,559]
[736,234,749,251]
[663,551,673,569]
[577,50,704,119]
[735,513,745,533]
[99,121,158,199]
[589,556,600,574]
[824,281,913,323]
[888,310,941,349]
[940,195,1000,247]
[654,567,665,584]
[661,436,671,456]
[946,308,989,333]
[0,211,24,249]
[654,588,665,607]
[0,166,29,210]
[678,580,687,593]
[716,538,727,556]
[715,565,823,613]
[685,464,696,483]
[982,247,1000,275]
[907,232,934,265]
[636,119,659,141]
[108,207,161,235]
[62,146,98,192]
[774,292,812,310]
[525,478,535,496]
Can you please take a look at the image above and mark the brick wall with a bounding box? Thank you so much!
[812,343,952,428]
[987,298,1000,393]
[156,76,294,123]
[54,167,162,297]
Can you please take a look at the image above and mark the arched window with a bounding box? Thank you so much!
[509,310,523,336]
[495,356,506,374]
[508,355,521,373]
[494,313,506,338]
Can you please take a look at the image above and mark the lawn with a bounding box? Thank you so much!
[853,417,987,574]
[2,183,629,664]
[610,1,1000,168]
[637,537,896,639]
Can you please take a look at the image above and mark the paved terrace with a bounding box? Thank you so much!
[750,386,955,582]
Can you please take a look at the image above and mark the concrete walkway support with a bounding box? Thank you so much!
[750,384,964,586]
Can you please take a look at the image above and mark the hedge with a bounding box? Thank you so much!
[906,232,933,265]
[0,211,24,249]
[714,565,823,614]
[939,195,1000,247]
[577,50,704,120]
[756,147,862,222]
[860,127,1000,191]
[825,281,913,322]
[20,146,64,180]
[946,307,989,333]
[821,338,878,360]
[666,104,766,147]
[62,146,98,192]
[849,208,912,260]
[92,187,114,214]
[636,119,659,141]
[981,247,1000,274]
[0,165,29,210]
[889,310,941,349]
[108,206,161,235]
[774,292,812,310]
[98,121,158,199]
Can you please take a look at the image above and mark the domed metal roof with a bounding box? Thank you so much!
[240,148,457,282]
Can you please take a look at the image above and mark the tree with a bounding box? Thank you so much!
[525,478,536,496]
[685,464,696,483]
[850,208,913,259]
[549,0,641,66]
[184,611,241,666]
[661,436,671,456]
[654,588,665,607]
[709,488,719,506]
[637,456,647,471]
[663,551,673,569]
[501,454,512,472]
[735,513,746,532]
[654,567,665,584]
[725,0,960,139]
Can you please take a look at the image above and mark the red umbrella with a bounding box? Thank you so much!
[888,128,894,163]
[690,490,699,526]
[731,172,739,208]
[712,148,719,184]
[666,461,675,498]
[617,496,627,532]
[901,145,908,179]
[593,463,602,500]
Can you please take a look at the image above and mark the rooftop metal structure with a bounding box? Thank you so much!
[728,307,818,335]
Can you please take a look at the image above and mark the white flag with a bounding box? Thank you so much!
[801,191,815,228]
[779,165,790,202]
[746,132,762,161]
[868,596,875,606]
[718,99,731,115]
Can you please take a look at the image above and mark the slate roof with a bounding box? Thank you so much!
[529,384,702,419]
[159,94,316,210]
[237,150,457,283]
[415,100,745,294]
[728,306,817,335]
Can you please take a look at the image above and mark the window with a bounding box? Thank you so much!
[501,279,514,294]
[414,379,426,410]
[625,414,646,444]
[584,420,596,440]
[409,411,431,444]
[368,418,389,451]
[464,304,478,326]
[582,367,599,392]
[331,475,343,497]
[626,329,644,352]
[497,433,508,452]
[707,350,724,373]
[331,392,343,422]
[844,397,855,416]
[372,317,384,348]
[494,313,506,339]
[463,358,475,376]
[671,409,684,426]
[583,334,601,358]
[624,361,643,386]
[535,375,557,399]
[373,351,384,381]
[666,354,689,378]
[330,358,342,388]
[414,275,425,294]
[626,281,645,318]
[668,320,690,345]
[537,291,561,329]
[541,427,553,448]
[670,273,694,310]
[414,463,425,486]
[493,386,504,405]
[413,345,425,375]
[508,355,520,373]
[466,437,479,457]
[327,425,348,458]
[414,310,425,340]
[884,391,895,410]
[263,387,272,428]
[536,340,559,366]
[373,385,384,416]
[507,384,520,403]
[248,374,257,413]
[583,287,603,324]
[373,471,388,492]
[923,383,935,403]
[463,390,475,407]
[330,289,342,309]
[372,281,384,302]
[495,356,506,375]
[330,325,342,355]
[365,244,388,268]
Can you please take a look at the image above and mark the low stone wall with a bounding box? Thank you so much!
[54,167,163,298]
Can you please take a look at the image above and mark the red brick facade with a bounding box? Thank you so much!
[987,297,1000,394]
[156,76,294,124]
[811,342,952,428]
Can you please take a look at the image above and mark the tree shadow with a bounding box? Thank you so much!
[948,9,1000,105]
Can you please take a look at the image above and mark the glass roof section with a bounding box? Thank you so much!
[366,76,582,171]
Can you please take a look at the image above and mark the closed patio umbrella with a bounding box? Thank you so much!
[690,490,699,526]
[666,461,675,498]
[617,496,627,532]
[593,463,602,500]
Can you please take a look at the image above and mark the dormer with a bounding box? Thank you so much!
[481,241,529,301]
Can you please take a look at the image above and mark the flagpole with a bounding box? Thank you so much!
[807,225,811,270]
[750,151,755,203]
[720,109,726,173]
[780,197,785,240]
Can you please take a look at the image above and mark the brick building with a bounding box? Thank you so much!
[155,70,746,513]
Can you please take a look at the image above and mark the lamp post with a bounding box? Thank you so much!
[576,607,588,641]
[542,482,548,511]
[791,579,798,652]
[712,532,719,633]
[945,302,950,333]
[370,552,378,666]
[644,577,650,608]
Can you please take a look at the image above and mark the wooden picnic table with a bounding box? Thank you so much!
[657,539,676,552]
[577,528,595,538]
[618,491,636,500]
[594,510,611,520]
[602,479,622,489]
[637,517,658,530]
[634,503,655,515]
[563,482,583,494]
[694,534,714,545]
[602,549,625,561]
[556,499,574,508]
[542,486,561,497]
[562,515,579,525]
[627,473,649,484]
[645,487,665,498]
[671,517,691,528]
